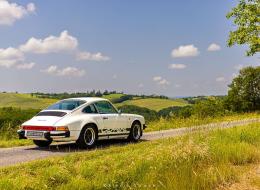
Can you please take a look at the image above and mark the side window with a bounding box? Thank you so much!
[95,101,118,114]
[82,104,98,114]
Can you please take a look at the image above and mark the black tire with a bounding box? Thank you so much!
[33,140,52,147]
[76,125,97,149]
[128,121,142,142]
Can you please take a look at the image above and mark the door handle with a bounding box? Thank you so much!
[103,117,108,120]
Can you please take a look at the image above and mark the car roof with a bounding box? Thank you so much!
[63,97,108,103]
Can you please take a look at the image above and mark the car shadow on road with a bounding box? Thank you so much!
[24,139,149,153]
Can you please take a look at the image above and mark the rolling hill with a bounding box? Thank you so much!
[115,98,189,111]
[0,92,189,111]
[0,93,57,109]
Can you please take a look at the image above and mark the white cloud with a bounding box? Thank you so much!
[16,62,35,69]
[168,63,187,70]
[42,65,85,77]
[0,0,35,25]
[171,44,199,58]
[216,77,225,82]
[26,3,36,12]
[153,76,170,86]
[174,84,181,88]
[20,30,78,54]
[207,43,221,51]
[0,47,24,67]
[153,76,162,82]
[158,79,170,85]
[0,30,110,71]
[76,51,110,61]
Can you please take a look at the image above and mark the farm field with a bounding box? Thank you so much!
[0,123,259,189]
[0,93,57,110]
[116,98,189,111]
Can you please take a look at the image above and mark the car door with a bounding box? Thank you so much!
[82,104,104,130]
[94,101,127,135]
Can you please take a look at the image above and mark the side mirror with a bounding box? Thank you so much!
[118,109,122,114]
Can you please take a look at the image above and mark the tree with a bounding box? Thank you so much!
[192,99,226,118]
[226,66,260,112]
[226,0,259,56]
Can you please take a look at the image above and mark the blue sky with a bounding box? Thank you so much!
[0,0,259,97]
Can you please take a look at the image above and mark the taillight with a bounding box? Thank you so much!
[22,126,56,131]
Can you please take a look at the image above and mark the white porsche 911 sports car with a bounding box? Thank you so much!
[17,97,146,148]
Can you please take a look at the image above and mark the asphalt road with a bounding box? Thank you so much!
[0,118,259,168]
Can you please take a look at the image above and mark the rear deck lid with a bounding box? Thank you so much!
[23,110,70,127]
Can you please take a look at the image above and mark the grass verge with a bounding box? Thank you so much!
[0,123,259,189]
[147,112,260,132]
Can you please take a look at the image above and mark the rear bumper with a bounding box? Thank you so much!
[17,129,70,141]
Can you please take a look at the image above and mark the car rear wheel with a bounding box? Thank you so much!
[76,125,97,149]
[33,140,52,147]
[128,121,142,142]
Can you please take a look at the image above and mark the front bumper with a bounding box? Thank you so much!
[17,129,70,141]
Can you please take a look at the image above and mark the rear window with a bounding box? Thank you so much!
[46,100,86,111]
[36,111,67,117]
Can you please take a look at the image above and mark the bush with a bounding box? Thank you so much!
[111,95,133,104]
[158,106,194,118]
[0,107,39,139]
[192,99,226,118]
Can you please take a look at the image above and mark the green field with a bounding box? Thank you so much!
[0,93,188,111]
[116,98,189,111]
[102,93,124,100]
[0,123,259,189]
[0,93,57,109]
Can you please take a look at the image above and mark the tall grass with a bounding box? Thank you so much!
[147,112,260,132]
[0,123,259,189]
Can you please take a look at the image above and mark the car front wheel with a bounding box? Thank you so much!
[76,125,97,149]
[128,121,142,142]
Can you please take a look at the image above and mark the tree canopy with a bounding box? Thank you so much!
[226,66,260,112]
[226,0,260,56]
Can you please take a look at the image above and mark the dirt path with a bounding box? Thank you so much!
[0,118,259,167]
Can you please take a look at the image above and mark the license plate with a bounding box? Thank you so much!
[26,131,44,137]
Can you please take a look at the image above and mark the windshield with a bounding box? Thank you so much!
[46,100,86,111]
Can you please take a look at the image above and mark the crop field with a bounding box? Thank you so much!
[116,98,189,111]
[0,123,259,189]
[0,93,57,110]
